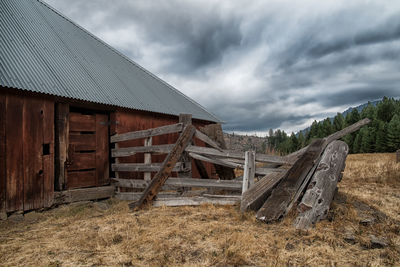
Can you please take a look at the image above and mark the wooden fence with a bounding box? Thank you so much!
[110,114,289,207]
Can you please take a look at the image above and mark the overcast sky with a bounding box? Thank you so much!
[45,0,400,135]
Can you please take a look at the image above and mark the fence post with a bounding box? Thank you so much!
[144,137,152,181]
[178,114,192,178]
[242,151,255,194]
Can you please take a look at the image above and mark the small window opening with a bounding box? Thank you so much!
[43,143,50,155]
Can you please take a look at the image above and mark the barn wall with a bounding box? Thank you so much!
[0,91,54,213]
[111,110,217,179]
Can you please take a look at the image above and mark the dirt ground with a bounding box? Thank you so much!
[0,153,399,266]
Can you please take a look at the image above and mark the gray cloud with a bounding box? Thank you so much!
[45,0,400,133]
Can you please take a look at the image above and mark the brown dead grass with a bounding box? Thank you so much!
[0,153,399,266]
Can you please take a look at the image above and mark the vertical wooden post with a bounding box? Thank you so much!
[144,136,152,181]
[242,151,255,194]
[178,114,192,178]
[55,103,69,191]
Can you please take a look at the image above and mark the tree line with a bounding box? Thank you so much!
[267,97,400,155]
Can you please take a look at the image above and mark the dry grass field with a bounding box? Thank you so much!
[0,153,399,266]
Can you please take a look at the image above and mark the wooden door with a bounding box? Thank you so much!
[66,112,109,189]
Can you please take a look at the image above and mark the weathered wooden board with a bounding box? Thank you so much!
[68,152,96,171]
[112,163,182,172]
[0,95,6,213]
[111,144,174,157]
[42,100,54,208]
[6,95,24,212]
[240,171,287,212]
[294,141,349,229]
[112,177,242,190]
[69,113,96,132]
[69,133,96,151]
[67,170,97,189]
[0,95,5,212]
[256,139,325,222]
[195,130,222,151]
[152,196,240,207]
[55,103,69,191]
[53,186,114,205]
[129,125,196,210]
[198,124,235,180]
[96,113,109,186]
[242,151,255,193]
[186,145,287,165]
[188,152,242,169]
[111,123,183,143]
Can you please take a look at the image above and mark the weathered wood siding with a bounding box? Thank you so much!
[1,92,54,212]
[111,110,216,179]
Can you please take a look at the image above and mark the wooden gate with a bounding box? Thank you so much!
[66,111,109,189]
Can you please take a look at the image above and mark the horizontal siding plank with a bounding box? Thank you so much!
[67,170,96,189]
[68,152,96,171]
[69,113,96,132]
[112,163,182,172]
[69,133,96,151]
[111,144,174,157]
[112,177,242,190]
[110,123,183,143]
[53,186,114,205]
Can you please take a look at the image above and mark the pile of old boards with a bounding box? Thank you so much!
[241,118,370,229]
[110,114,370,229]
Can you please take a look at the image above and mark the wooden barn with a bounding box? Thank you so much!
[0,0,221,214]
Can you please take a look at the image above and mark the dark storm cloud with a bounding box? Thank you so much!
[45,0,400,133]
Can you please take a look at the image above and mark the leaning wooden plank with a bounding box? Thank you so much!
[186,145,287,165]
[240,171,287,212]
[53,186,114,205]
[111,144,174,157]
[129,125,196,210]
[110,123,183,143]
[112,177,242,191]
[188,152,242,169]
[112,162,182,172]
[195,130,223,151]
[152,196,240,207]
[256,139,325,223]
[255,167,285,176]
[294,141,349,230]
[284,118,370,164]
[199,123,236,180]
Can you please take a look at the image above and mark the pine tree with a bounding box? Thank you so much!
[375,121,388,152]
[333,113,345,132]
[353,132,362,153]
[387,114,400,151]
[297,132,305,150]
[361,102,376,120]
[377,96,395,122]
[321,118,333,137]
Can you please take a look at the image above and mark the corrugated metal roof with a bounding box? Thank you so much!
[0,0,220,122]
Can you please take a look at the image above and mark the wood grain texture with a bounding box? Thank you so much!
[69,113,96,132]
[112,144,174,157]
[294,141,349,229]
[0,95,6,212]
[111,123,183,143]
[23,98,44,210]
[6,95,24,212]
[67,170,96,189]
[199,124,235,180]
[69,133,96,151]
[112,177,242,190]
[129,125,196,210]
[256,139,325,222]
[112,163,182,172]
[55,103,69,191]
[53,186,114,205]
[96,113,109,186]
[240,171,287,212]
[42,100,54,207]
[242,151,255,193]
[68,152,96,171]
